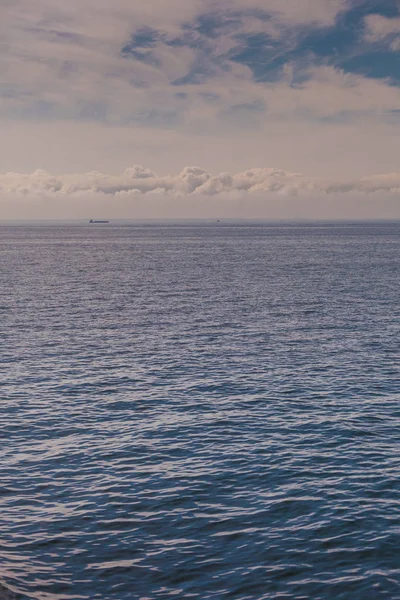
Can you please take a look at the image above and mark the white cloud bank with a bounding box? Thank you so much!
[2,166,400,198]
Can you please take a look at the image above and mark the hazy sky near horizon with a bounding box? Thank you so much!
[1,0,400,218]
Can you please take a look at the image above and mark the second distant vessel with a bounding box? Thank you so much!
[89,219,109,223]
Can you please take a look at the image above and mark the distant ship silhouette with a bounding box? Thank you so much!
[89,219,109,223]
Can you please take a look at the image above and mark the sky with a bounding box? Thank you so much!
[1,0,400,218]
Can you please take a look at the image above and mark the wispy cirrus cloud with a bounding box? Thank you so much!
[364,14,400,50]
[2,0,400,126]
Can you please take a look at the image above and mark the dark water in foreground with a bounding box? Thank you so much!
[0,222,399,600]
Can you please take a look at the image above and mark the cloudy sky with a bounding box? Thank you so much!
[1,0,400,218]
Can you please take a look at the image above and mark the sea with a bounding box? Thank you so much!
[0,221,399,600]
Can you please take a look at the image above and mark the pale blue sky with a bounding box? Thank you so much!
[1,0,400,217]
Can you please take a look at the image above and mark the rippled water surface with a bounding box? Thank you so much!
[1,222,399,600]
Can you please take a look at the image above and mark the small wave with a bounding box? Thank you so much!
[0,582,18,600]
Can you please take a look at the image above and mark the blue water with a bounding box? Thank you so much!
[1,222,399,600]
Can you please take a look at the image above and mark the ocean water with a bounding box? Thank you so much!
[0,221,399,600]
